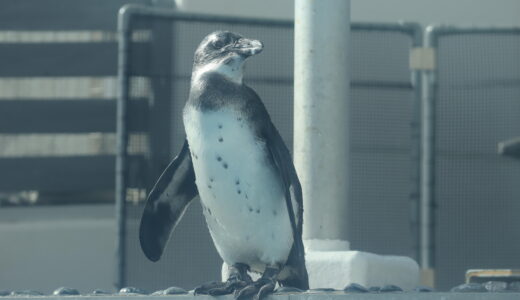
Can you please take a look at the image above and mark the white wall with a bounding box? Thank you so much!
[175,0,520,27]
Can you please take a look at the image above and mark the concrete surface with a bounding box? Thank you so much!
[1,293,520,300]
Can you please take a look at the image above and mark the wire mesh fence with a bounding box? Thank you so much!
[118,7,420,291]
[428,27,520,290]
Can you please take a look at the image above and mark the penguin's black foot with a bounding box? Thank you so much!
[194,263,252,296]
[234,266,279,300]
[234,278,275,300]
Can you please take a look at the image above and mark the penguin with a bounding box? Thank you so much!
[139,31,309,300]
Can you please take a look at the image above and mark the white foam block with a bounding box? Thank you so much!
[306,250,419,290]
[222,239,419,290]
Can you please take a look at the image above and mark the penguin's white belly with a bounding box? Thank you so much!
[183,107,293,271]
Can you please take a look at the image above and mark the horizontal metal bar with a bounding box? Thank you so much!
[119,4,293,28]
[0,99,148,133]
[437,79,520,89]
[154,74,413,89]
[120,4,421,36]
[426,25,520,47]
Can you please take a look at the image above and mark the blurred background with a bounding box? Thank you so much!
[0,0,519,294]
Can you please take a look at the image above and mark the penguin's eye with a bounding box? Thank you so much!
[212,39,226,49]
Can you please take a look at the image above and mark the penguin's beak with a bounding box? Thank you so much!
[231,38,263,57]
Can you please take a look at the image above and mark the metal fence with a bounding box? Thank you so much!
[424,27,520,290]
[117,5,421,291]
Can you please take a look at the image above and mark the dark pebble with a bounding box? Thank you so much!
[53,287,80,296]
[91,289,110,295]
[162,287,188,295]
[0,291,10,297]
[509,281,520,291]
[275,286,303,293]
[344,283,368,293]
[414,286,434,292]
[10,290,44,296]
[309,288,336,292]
[380,285,403,293]
[368,286,380,292]
[450,283,487,292]
[119,287,148,295]
[484,281,508,292]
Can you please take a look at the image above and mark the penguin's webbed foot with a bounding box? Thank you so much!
[194,263,252,296]
[234,266,278,300]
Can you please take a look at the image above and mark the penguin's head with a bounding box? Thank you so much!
[192,31,263,84]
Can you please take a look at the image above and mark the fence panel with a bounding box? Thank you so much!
[429,27,520,290]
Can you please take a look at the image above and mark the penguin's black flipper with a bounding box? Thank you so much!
[139,140,198,262]
[263,123,309,290]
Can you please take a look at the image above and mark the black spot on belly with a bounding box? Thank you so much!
[223,162,228,169]
[208,184,212,189]
[237,189,241,195]
[248,206,253,212]
[235,180,240,185]
[272,210,277,216]
[224,57,233,65]
[218,124,223,129]
[210,177,214,182]
[216,156,222,162]
[218,137,223,142]
[256,209,260,214]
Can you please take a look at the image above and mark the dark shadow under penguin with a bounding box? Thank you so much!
[139,31,309,300]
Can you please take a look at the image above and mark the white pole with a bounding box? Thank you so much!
[294,0,351,242]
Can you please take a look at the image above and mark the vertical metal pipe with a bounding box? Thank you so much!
[294,0,351,241]
[409,24,423,264]
[420,26,437,271]
[115,6,132,289]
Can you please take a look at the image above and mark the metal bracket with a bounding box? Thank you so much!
[498,137,520,159]
[410,47,436,70]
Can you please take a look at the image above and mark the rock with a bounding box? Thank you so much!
[508,281,520,291]
[53,287,80,296]
[483,281,508,292]
[380,285,402,292]
[119,287,148,295]
[368,286,381,292]
[343,283,368,293]
[414,286,434,292]
[0,291,10,297]
[275,286,304,293]
[10,290,44,296]
[308,288,336,292]
[450,283,487,292]
[162,287,188,295]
